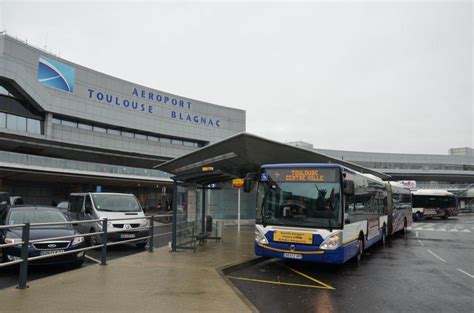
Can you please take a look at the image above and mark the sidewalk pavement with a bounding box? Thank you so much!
[0,226,257,313]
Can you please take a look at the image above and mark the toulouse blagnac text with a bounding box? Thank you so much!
[87,88,221,127]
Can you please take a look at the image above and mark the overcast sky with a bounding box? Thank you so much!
[1,1,472,154]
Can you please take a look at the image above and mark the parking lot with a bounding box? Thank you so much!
[224,215,474,313]
[0,222,172,290]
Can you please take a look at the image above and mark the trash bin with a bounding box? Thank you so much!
[215,220,224,242]
[206,215,213,233]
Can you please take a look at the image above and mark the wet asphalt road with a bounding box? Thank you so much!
[225,214,474,313]
[0,223,172,290]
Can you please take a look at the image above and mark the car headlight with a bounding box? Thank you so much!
[319,232,342,250]
[4,237,22,245]
[72,236,85,245]
[255,229,269,245]
[140,219,149,227]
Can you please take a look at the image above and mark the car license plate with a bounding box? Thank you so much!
[283,253,302,259]
[120,234,136,239]
[40,250,65,256]
[274,231,312,244]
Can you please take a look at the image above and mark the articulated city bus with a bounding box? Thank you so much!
[244,163,411,264]
[412,190,458,220]
[386,182,412,235]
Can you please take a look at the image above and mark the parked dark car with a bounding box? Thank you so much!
[0,206,86,266]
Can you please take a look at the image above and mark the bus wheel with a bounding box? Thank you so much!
[402,219,408,239]
[415,212,422,220]
[441,211,449,220]
[381,227,386,246]
[356,237,364,262]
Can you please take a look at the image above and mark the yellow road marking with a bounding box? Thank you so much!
[276,261,336,290]
[227,276,334,290]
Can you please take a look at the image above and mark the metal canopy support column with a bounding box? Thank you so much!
[171,180,178,252]
[237,187,241,232]
[201,187,206,235]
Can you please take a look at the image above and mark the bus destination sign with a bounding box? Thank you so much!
[263,168,338,182]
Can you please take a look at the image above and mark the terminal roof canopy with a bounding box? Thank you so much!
[157,133,390,184]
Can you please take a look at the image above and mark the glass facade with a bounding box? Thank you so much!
[0,150,172,179]
[0,112,42,134]
[354,161,474,171]
[53,115,205,148]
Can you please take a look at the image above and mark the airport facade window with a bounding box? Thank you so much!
[0,112,42,134]
[355,161,468,171]
[0,112,5,128]
[78,123,93,131]
[52,115,206,148]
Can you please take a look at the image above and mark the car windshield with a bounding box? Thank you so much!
[92,194,141,212]
[256,168,342,228]
[8,209,67,225]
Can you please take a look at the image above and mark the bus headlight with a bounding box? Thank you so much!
[319,232,342,250]
[255,229,269,245]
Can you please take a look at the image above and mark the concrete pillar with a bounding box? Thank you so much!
[44,112,53,139]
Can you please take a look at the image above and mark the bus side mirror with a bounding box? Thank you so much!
[243,172,256,193]
[243,178,252,193]
[344,180,354,195]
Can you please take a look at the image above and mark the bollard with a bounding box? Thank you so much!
[148,216,154,253]
[17,223,30,289]
[100,218,107,266]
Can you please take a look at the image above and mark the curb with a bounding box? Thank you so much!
[216,257,269,313]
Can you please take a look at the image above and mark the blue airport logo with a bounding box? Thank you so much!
[38,56,75,93]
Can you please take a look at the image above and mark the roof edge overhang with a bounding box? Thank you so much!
[158,132,391,182]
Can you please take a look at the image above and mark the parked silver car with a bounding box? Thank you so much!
[67,193,148,249]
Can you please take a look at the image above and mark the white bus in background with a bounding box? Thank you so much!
[411,189,458,220]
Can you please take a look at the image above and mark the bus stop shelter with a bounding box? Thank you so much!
[157,132,389,251]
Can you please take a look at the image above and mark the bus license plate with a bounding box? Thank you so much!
[41,250,65,256]
[283,253,302,260]
[121,234,136,239]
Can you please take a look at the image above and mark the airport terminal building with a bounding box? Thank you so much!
[1,34,473,219]
[0,34,245,206]
[287,141,474,190]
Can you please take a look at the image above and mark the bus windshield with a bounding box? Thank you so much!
[256,168,342,229]
[412,195,456,209]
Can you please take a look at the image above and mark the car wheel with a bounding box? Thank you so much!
[135,242,147,249]
[72,257,84,268]
[1,251,8,263]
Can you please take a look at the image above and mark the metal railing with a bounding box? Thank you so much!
[0,215,173,289]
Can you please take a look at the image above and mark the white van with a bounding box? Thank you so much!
[67,193,148,248]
